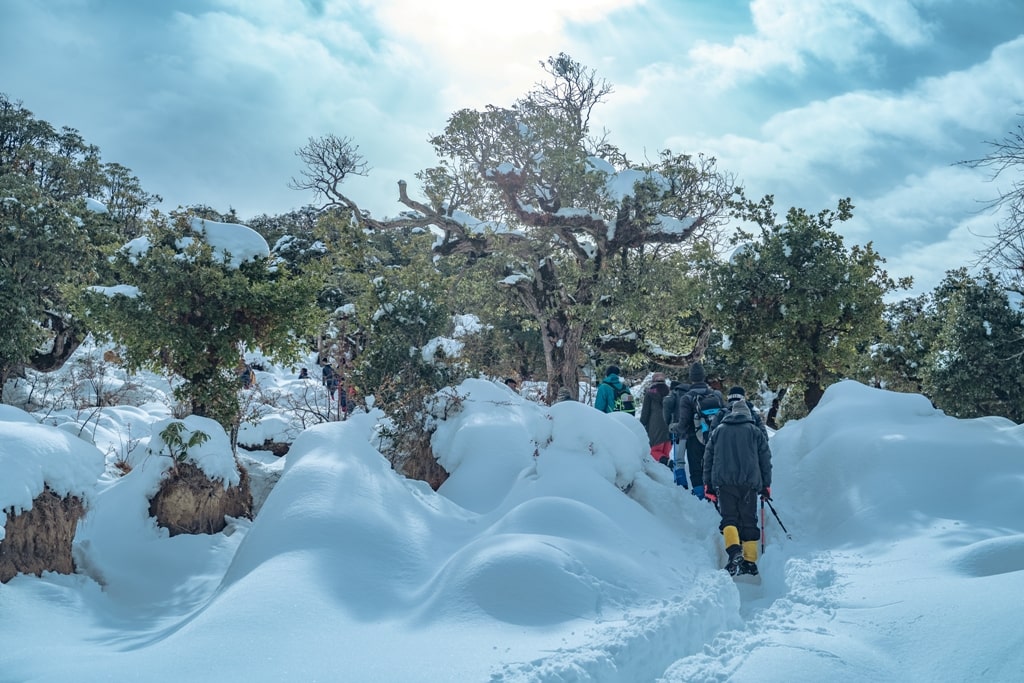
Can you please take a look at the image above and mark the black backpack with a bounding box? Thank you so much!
[603,380,636,415]
[692,389,724,443]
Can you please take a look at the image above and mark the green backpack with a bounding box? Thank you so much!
[603,380,636,415]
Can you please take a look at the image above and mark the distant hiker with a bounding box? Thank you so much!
[640,373,672,466]
[321,361,339,398]
[677,362,724,499]
[712,386,768,438]
[662,380,690,432]
[663,380,691,486]
[338,379,355,418]
[702,398,773,577]
[238,362,256,389]
[504,377,519,393]
[298,368,309,380]
[594,365,635,415]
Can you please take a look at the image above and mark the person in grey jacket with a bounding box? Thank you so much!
[702,399,772,577]
[712,386,769,438]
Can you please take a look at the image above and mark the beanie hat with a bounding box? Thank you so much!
[727,386,745,402]
[651,372,666,383]
[688,362,706,383]
[731,399,751,418]
[605,365,621,377]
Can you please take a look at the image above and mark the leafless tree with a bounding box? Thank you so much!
[289,134,371,214]
[960,116,1024,293]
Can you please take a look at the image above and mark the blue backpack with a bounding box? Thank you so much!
[692,389,724,443]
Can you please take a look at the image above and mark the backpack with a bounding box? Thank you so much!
[603,380,636,415]
[692,389,724,444]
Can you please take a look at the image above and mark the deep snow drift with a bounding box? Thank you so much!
[1,348,1023,682]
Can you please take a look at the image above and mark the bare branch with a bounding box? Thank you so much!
[289,134,370,211]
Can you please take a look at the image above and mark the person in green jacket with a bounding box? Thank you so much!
[594,365,633,414]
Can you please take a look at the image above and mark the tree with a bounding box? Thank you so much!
[0,175,106,388]
[959,116,1024,293]
[81,212,324,429]
[293,55,736,401]
[922,268,1024,421]
[713,196,910,412]
[0,93,158,388]
[858,292,943,395]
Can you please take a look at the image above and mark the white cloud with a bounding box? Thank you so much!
[687,0,935,89]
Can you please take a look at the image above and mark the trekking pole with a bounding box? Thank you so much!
[760,496,766,556]
[764,497,792,540]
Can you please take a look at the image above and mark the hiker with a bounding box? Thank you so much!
[238,362,256,389]
[504,377,519,393]
[321,360,339,398]
[702,398,772,577]
[712,386,768,438]
[664,380,691,485]
[338,378,355,418]
[594,365,634,414]
[298,368,309,380]
[677,362,724,499]
[640,372,672,466]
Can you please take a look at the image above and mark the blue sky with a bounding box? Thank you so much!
[3,0,1024,294]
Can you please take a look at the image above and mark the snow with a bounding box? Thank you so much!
[1,352,1023,681]
[86,284,141,298]
[190,217,271,268]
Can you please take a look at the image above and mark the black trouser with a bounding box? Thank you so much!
[685,435,705,488]
[716,485,760,542]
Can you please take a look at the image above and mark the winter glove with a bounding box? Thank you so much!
[692,485,705,500]
[760,486,772,501]
[658,456,671,468]
[673,467,688,488]
[705,491,717,504]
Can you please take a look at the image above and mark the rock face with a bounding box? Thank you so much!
[148,462,253,536]
[0,489,85,583]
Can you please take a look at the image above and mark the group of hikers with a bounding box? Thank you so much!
[595,363,773,578]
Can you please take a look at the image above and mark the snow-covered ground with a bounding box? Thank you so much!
[1,342,1022,682]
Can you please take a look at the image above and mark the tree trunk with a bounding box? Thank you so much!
[803,381,825,412]
[536,311,586,404]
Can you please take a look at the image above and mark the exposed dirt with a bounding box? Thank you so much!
[0,488,84,583]
[148,461,253,536]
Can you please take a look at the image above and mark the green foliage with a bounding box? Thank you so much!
[713,196,910,411]
[0,93,156,384]
[159,421,211,464]
[858,293,942,394]
[413,56,735,397]
[922,269,1024,421]
[0,174,106,380]
[81,212,324,428]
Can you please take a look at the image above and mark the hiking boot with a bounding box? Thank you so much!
[738,559,759,576]
[725,546,744,576]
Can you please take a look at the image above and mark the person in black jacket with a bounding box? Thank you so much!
[703,399,772,576]
[677,363,724,499]
[639,373,671,466]
[663,380,690,485]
